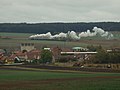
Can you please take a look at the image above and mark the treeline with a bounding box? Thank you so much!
[0,22,120,34]
[87,45,120,64]
[95,50,120,64]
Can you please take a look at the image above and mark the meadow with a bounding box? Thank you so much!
[0,69,120,90]
[0,32,120,49]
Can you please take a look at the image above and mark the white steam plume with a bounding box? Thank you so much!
[79,30,97,37]
[29,27,113,40]
[67,31,80,40]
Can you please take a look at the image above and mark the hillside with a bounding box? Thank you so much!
[0,22,120,34]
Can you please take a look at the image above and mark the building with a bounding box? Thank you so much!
[61,51,97,61]
[72,47,88,52]
[14,49,41,63]
[52,47,62,60]
[107,47,120,53]
[44,48,51,51]
[20,43,35,52]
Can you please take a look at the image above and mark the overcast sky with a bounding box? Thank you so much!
[0,0,120,23]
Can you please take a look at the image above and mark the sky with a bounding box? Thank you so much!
[0,0,120,23]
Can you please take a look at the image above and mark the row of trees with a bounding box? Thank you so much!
[88,45,120,64]
[0,22,120,34]
[95,50,120,64]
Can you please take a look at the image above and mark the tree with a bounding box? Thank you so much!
[40,50,53,64]
[109,52,120,64]
[87,45,96,52]
[96,45,102,51]
[22,49,27,53]
[95,48,109,64]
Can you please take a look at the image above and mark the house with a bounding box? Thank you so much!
[26,49,41,63]
[107,47,120,53]
[0,54,14,64]
[0,55,7,64]
[112,47,120,52]
[13,49,41,63]
[51,47,73,60]
[51,47,62,61]
[14,51,27,61]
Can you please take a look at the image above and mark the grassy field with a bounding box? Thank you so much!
[0,69,120,90]
[0,32,120,49]
[0,32,33,38]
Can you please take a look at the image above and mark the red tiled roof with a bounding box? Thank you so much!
[0,56,3,60]
[0,56,7,61]
[15,52,26,56]
[13,50,41,60]
[30,49,41,53]
[52,47,61,52]
[27,51,40,60]
[0,52,3,55]
[9,54,17,60]
[61,48,72,52]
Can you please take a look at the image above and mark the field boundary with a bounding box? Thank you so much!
[0,65,120,73]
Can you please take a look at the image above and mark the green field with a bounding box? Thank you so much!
[0,32,120,49]
[0,69,120,90]
[0,32,33,38]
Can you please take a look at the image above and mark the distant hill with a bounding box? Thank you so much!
[0,22,120,34]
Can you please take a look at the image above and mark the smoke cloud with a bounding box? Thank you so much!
[29,27,113,40]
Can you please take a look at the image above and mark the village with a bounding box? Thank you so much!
[0,42,120,69]
[0,42,97,65]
